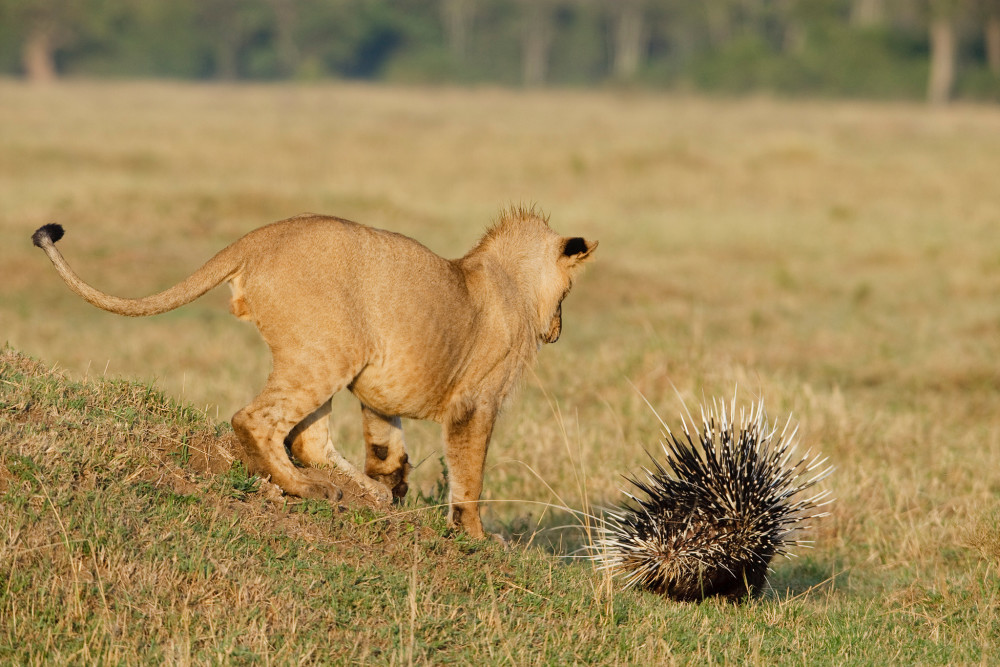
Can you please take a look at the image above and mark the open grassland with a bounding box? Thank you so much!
[2,81,999,663]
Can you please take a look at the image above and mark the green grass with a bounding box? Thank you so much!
[2,80,1000,663]
[2,348,997,664]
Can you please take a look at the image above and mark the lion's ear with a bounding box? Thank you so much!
[560,237,598,266]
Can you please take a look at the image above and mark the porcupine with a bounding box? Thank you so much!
[592,395,833,601]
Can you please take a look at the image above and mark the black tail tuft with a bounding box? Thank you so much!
[32,223,65,248]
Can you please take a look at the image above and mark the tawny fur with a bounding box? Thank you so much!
[31,207,596,538]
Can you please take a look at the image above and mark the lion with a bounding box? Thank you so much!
[31,206,596,538]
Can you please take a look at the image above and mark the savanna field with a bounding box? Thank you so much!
[1,81,999,663]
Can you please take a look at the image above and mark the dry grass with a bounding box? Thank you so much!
[2,80,999,661]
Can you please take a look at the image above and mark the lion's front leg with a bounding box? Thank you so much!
[362,406,410,500]
[443,402,496,539]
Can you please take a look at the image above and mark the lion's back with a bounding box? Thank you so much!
[232,215,478,401]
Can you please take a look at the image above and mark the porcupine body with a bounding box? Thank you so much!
[593,396,833,601]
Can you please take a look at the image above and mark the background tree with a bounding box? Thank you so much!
[442,0,475,62]
[520,0,555,86]
[704,1,736,47]
[0,0,997,100]
[266,0,300,77]
[926,0,963,104]
[611,0,648,80]
[198,0,271,80]
[852,0,886,26]
[22,8,57,82]
[983,0,1000,75]
[0,0,101,82]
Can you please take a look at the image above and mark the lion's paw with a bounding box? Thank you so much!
[298,469,343,502]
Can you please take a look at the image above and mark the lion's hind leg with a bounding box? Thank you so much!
[285,400,393,506]
[232,360,345,502]
[362,406,411,500]
[285,399,335,467]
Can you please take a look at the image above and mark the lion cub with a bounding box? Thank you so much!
[32,206,596,538]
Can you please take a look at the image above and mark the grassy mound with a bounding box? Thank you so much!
[0,347,631,663]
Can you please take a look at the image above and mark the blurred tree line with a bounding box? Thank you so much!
[1,0,999,102]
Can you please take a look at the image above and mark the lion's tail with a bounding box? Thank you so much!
[32,223,239,317]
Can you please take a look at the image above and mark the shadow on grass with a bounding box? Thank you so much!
[763,555,845,600]
[491,502,604,557]
[489,497,845,605]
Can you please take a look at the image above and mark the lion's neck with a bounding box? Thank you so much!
[458,247,543,352]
